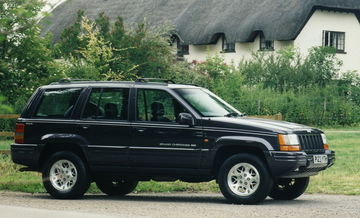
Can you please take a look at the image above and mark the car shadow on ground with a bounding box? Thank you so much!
[31,193,315,205]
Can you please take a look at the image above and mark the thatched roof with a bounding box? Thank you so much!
[42,0,360,44]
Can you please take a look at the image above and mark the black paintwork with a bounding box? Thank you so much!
[11,81,335,181]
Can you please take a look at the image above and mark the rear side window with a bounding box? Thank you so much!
[82,88,129,120]
[34,88,82,119]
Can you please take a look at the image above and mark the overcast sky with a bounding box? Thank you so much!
[42,0,66,13]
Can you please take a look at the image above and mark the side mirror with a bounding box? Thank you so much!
[178,113,195,126]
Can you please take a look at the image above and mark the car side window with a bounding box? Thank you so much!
[34,88,82,119]
[82,88,129,120]
[137,89,187,123]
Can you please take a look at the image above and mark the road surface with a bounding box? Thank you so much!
[0,191,359,218]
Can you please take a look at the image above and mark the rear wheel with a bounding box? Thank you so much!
[95,179,138,196]
[218,153,273,204]
[269,177,309,200]
[42,151,90,199]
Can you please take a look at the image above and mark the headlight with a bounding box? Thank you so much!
[278,134,301,151]
[321,133,329,150]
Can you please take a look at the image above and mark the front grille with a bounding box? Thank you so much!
[298,134,324,153]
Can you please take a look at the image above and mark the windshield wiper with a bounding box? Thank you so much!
[224,112,241,117]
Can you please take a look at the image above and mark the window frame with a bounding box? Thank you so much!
[32,88,83,119]
[80,87,131,121]
[259,33,274,51]
[134,88,192,124]
[221,36,236,53]
[322,30,346,53]
[171,36,189,57]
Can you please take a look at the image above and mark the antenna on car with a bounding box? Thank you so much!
[135,78,176,84]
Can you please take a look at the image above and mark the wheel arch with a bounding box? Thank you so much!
[38,134,89,170]
[212,136,273,177]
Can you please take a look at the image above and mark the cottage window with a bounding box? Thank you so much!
[260,34,274,51]
[170,36,189,57]
[323,31,345,53]
[222,37,236,53]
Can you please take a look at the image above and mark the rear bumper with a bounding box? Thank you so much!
[266,150,335,178]
[11,144,40,170]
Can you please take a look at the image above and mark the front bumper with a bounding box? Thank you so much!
[265,150,335,178]
[11,144,40,171]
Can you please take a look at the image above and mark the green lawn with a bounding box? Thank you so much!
[0,129,359,194]
[0,140,12,150]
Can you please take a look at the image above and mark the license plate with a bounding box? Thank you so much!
[313,155,328,164]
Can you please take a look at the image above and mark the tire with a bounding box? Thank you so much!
[269,177,309,200]
[218,153,273,204]
[42,151,90,199]
[95,179,138,196]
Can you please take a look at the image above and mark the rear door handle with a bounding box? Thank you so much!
[80,125,90,130]
[135,127,146,133]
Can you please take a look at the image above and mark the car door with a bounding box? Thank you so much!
[78,87,132,167]
[129,88,203,169]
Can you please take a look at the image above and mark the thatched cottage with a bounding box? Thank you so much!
[42,0,360,73]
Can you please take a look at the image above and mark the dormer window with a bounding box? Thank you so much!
[323,31,345,53]
[222,36,235,53]
[260,33,274,51]
[171,36,189,57]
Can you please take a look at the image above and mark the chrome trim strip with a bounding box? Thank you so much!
[129,146,204,151]
[88,145,208,151]
[88,145,127,149]
[11,144,38,147]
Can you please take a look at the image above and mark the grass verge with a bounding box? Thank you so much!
[0,129,359,195]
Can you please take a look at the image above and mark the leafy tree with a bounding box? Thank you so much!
[0,0,53,103]
[0,95,13,114]
[57,12,174,80]
[56,10,85,58]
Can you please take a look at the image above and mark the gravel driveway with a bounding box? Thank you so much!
[0,191,359,218]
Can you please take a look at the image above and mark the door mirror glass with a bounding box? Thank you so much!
[178,113,195,126]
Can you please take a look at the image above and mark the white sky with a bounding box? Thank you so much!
[42,0,66,13]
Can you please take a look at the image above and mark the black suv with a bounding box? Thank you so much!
[11,79,335,204]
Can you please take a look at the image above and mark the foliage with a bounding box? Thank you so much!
[240,46,341,92]
[174,48,360,126]
[0,0,53,104]
[57,12,175,80]
[0,95,13,114]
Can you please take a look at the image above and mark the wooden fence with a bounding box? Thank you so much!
[0,114,20,137]
[0,114,19,155]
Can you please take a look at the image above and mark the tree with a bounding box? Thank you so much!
[0,0,53,103]
[57,12,175,80]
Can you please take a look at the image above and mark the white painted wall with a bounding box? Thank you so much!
[183,10,360,74]
[295,10,360,73]
[184,35,293,66]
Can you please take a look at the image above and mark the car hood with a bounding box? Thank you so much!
[203,116,322,134]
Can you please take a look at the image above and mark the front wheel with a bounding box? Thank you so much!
[269,177,309,200]
[42,151,90,199]
[218,153,273,204]
[95,179,138,196]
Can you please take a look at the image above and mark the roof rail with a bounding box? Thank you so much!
[50,78,93,84]
[135,78,176,84]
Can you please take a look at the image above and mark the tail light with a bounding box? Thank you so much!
[15,123,25,144]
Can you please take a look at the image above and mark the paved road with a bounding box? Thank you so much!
[0,191,359,218]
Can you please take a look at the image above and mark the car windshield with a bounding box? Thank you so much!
[175,88,242,117]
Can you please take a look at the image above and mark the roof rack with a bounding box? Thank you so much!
[135,78,176,84]
[49,78,96,85]
[57,78,92,83]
